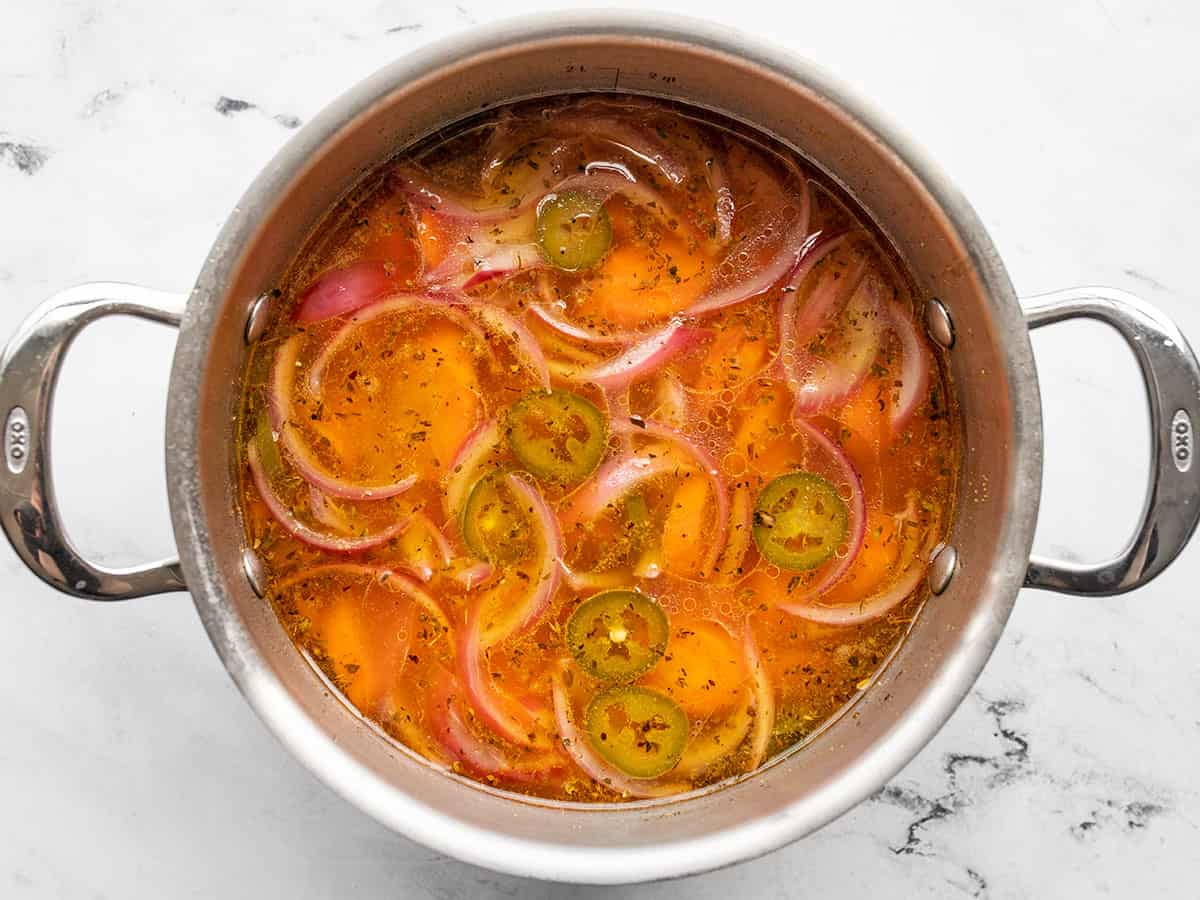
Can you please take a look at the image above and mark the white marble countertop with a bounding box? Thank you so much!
[2,0,1197,896]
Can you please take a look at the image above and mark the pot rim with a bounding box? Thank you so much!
[165,10,1041,883]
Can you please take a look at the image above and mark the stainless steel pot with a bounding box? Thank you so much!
[2,13,1197,884]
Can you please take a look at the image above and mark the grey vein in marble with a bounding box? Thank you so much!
[0,139,50,175]
[214,95,302,129]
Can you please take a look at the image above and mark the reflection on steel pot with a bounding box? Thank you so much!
[1,13,1198,884]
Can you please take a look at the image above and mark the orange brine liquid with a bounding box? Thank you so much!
[236,95,959,801]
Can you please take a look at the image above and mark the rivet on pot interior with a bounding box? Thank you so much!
[928,543,957,595]
[242,547,267,597]
[925,297,955,350]
[244,292,272,345]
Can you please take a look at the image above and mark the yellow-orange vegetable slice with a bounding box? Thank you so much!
[641,618,745,718]
[288,303,484,491]
[660,476,715,578]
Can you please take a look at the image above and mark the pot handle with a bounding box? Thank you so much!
[1023,286,1200,595]
[0,283,188,600]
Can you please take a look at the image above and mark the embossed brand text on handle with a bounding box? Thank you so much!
[1172,409,1193,474]
[5,407,29,475]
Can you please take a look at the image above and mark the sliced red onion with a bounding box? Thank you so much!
[380,570,450,628]
[397,558,436,584]
[561,418,730,580]
[428,680,509,773]
[713,485,754,582]
[458,596,541,747]
[293,260,397,323]
[612,419,730,575]
[412,163,673,245]
[649,372,691,431]
[550,669,681,798]
[468,304,551,391]
[528,267,679,350]
[706,154,735,243]
[743,628,776,770]
[272,563,449,634]
[272,561,389,594]
[248,443,409,554]
[427,668,562,782]
[887,299,932,435]
[273,300,476,501]
[442,418,502,520]
[783,250,867,352]
[305,295,481,396]
[614,417,722,473]
[583,159,635,180]
[373,569,455,633]
[488,473,562,645]
[683,181,814,319]
[427,519,455,566]
[451,560,496,590]
[267,333,301,433]
[306,483,344,532]
[561,453,685,527]
[591,118,688,185]
[558,562,628,594]
[775,415,868,608]
[425,169,680,292]
[563,322,709,392]
[544,170,677,218]
[271,459,406,510]
[604,388,634,454]
[395,513,455,582]
[404,165,626,235]
[482,116,687,188]
[783,539,932,626]
[527,301,642,346]
[788,275,885,417]
[457,242,546,291]
[396,167,532,225]
[426,238,543,292]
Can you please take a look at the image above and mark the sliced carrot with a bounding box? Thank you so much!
[746,610,843,703]
[672,303,773,393]
[313,313,482,483]
[740,567,786,610]
[473,554,554,649]
[415,209,450,271]
[525,311,609,367]
[579,201,710,328]
[818,509,903,606]
[361,230,422,285]
[640,619,744,718]
[477,632,557,740]
[732,382,805,477]
[712,484,755,582]
[298,576,414,716]
[660,476,713,578]
[836,375,888,498]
